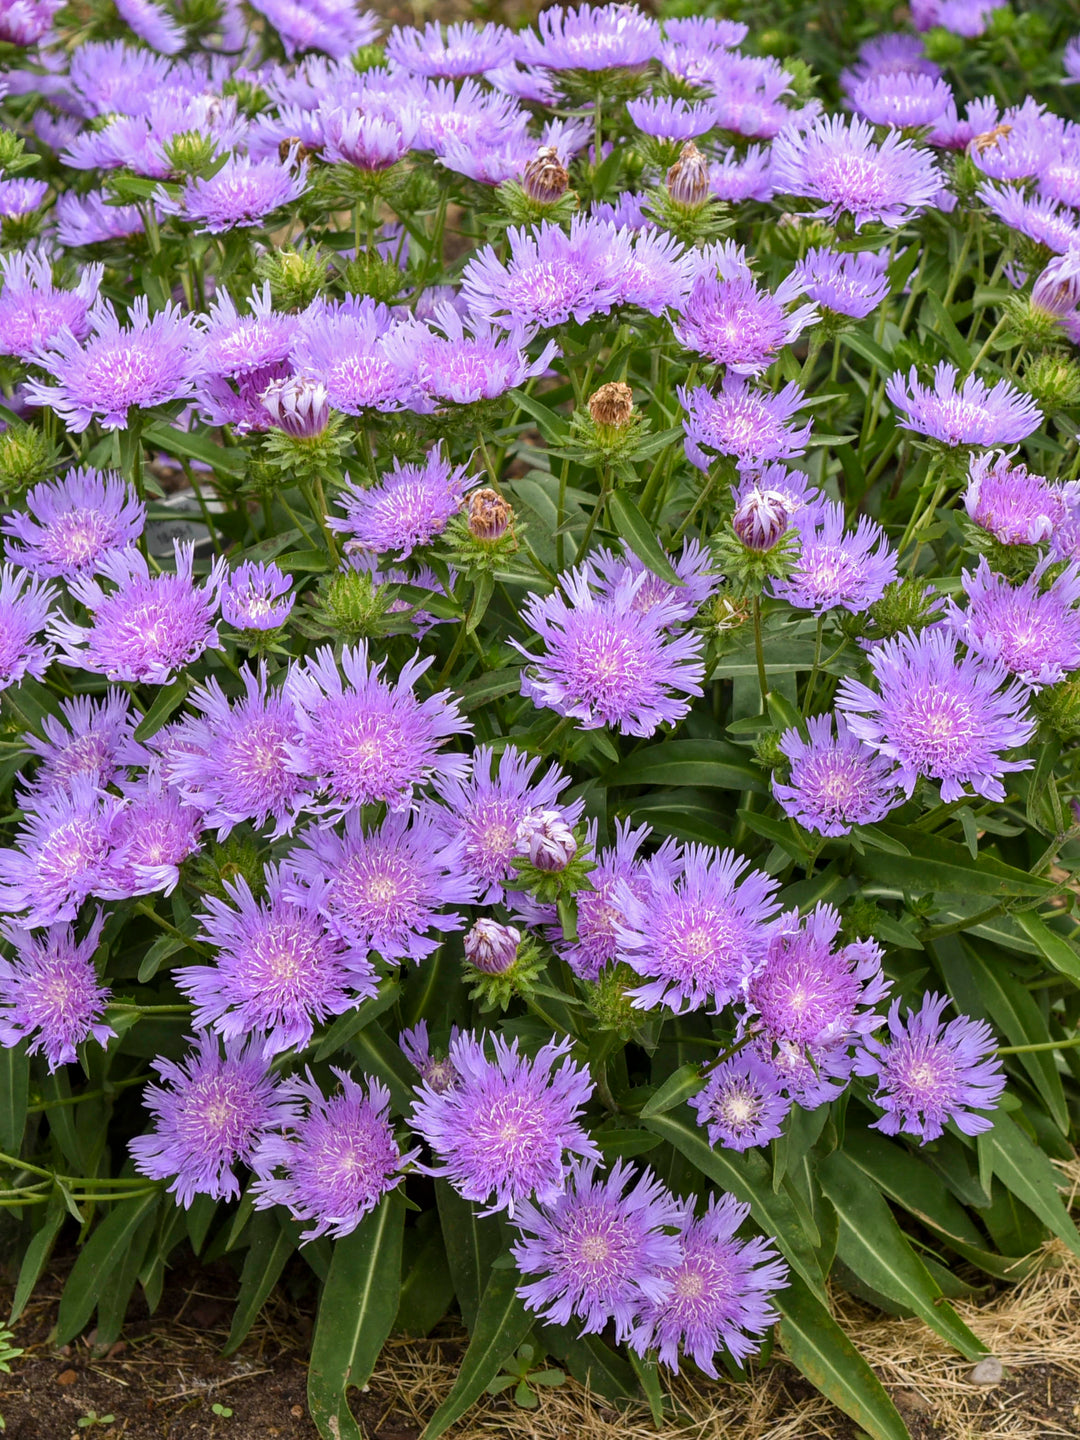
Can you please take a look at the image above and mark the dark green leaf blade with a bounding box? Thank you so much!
[608,490,681,586]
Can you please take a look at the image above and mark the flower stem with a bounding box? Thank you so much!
[997,1036,1080,1055]
[752,596,769,712]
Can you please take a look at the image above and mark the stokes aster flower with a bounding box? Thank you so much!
[0,563,55,692]
[0,780,118,926]
[886,362,1043,446]
[221,561,294,631]
[964,450,1068,545]
[792,247,890,320]
[2,467,144,579]
[330,444,473,559]
[0,250,102,359]
[672,261,817,375]
[20,690,134,798]
[851,72,953,129]
[689,1053,791,1151]
[680,377,812,472]
[0,913,112,1070]
[586,541,717,625]
[773,712,903,836]
[98,777,203,900]
[948,558,1080,689]
[384,306,559,407]
[515,2,660,71]
[386,20,516,76]
[770,502,897,614]
[157,154,309,233]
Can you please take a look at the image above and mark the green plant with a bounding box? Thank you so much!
[485,1343,566,1410]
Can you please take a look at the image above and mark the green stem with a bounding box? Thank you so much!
[133,901,210,958]
[803,614,825,714]
[967,314,1010,375]
[997,1036,1080,1056]
[575,472,611,563]
[798,332,825,388]
[669,465,717,547]
[752,596,768,712]
[297,477,339,563]
[920,903,1005,942]
[107,1004,191,1015]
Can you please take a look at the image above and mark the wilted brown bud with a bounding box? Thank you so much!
[468,488,512,541]
[588,381,634,430]
[666,141,709,208]
[522,145,569,205]
[970,123,1012,155]
[279,136,311,165]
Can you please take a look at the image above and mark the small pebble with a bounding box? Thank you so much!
[969,1357,1004,1386]
[56,1369,77,1386]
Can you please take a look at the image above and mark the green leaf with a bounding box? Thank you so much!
[308,1191,406,1440]
[54,1193,160,1347]
[421,1264,533,1440]
[818,1152,986,1360]
[395,1227,454,1337]
[276,548,331,572]
[0,1042,28,1156]
[313,983,401,1063]
[466,572,495,634]
[142,421,248,478]
[640,1063,703,1118]
[977,1114,1080,1260]
[842,1128,987,1250]
[1013,912,1080,987]
[777,1273,909,1440]
[435,1179,502,1333]
[534,1324,637,1403]
[94,1204,158,1349]
[10,1190,65,1323]
[592,1126,662,1158]
[608,490,681,586]
[508,388,569,443]
[606,739,765,793]
[347,1023,418,1113]
[134,675,194,742]
[137,934,188,984]
[924,291,973,369]
[223,1211,296,1355]
[627,1348,666,1427]
[456,668,522,711]
[855,825,1054,899]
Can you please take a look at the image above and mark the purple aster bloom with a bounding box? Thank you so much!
[770,502,897,615]
[662,15,746,49]
[193,284,296,380]
[130,1033,289,1207]
[182,865,378,1058]
[626,95,716,139]
[673,262,817,376]
[852,72,953,129]
[20,690,135,798]
[54,190,146,247]
[429,743,581,903]
[164,666,313,839]
[260,374,329,437]
[399,1019,460,1092]
[0,562,55,691]
[246,0,378,59]
[709,145,775,203]
[836,627,1035,803]
[196,361,293,434]
[912,0,1006,38]
[513,562,706,739]
[732,464,826,536]
[24,297,196,433]
[52,541,224,684]
[680,377,812,473]
[285,809,475,963]
[0,0,61,44]
[948,557,1080,689]
[2,467,144,579]
[0,250,102,360]
[613,227,699,314]
[320,106,419,169]
[415,75,529,155]
[461,217,633,335]
[792,247,889,321]
[221,561,293,632]
[98,776,202,900]
[709,88,795,144]
[291,296,417,415]
[516,3,659,71]
[485,61,558,105]
[557,820,675,980]
[517,810,578,871]
[156,154,308,233]
[929,95,1001,150]
[840,33,940,96]
[592,191,651,229]
[511,1158,683,1338]
[409,1031,599,1216]
[283,642,470,815]
[383,306,558,407]
[853,992,1006,1142]
[773,712,903,837]
[465,918,521,974]
[0,912,112,1071]
[1066,36,1080,85]
[964,450,1068,545]
[585,539,717,626]
[618,844,781,1014]
[689,1053,791,1151]
[330,445,472,560]
[629,1194,788,1376]
[771,114,942,230]
[251,1071,414,1241]
[978,183,1080,254]
[0,179,48,219]
[0,779,118,926]
[387,20,516,76]
[115,0,185,53]
[886,362,1043,447]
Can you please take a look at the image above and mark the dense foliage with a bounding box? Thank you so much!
[1,0,1080,1437]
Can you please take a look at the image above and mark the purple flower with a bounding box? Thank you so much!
[912,0,1006,39]
[852,72,953,129]
[399,1019,460,1092]
[54,190,146,247]
[733,464,826,533]
[680,377,812,473]
[613,227,699,315]
[0,780,117,926]
[0,179,48,219]
[672,259,817,376]
[977,183,1080,255]
[836,627,1035,803]
[689,1053,791,1151]
[221,561,293,632]
[193,284,296,381]
[709,145,775,203]
[24,297,196,432]
[409,1031,599,1216]
[252,1071,414,1240]
[0,562,55,691]
[260,374,329,437]
[618,844,780,1014]
[291,296,416,415]
[0,913,112,1070]
[246,0,379,59]
[115,0,185,53]
[839,33,941,96]
[629,1194,788,1376]
[182,865,378,1058]
[465,918,521,974]
[130,1033,290,1207]
[0,0,61,44]
[516,3,659,70]
[387,20,516,76]
[383,306,558,407]
[284,809,477,963]
[283,642,470,815]
[771,114,942,230]
[627,95,717,139]
[511,1158,683,1338]
[854,993,1006,1142]
[733,485,790,550]
[948,557,1080,689]
[964,451,1068,545]
[156,154,309,234]
[517,809,578,871]
[2,466,144,579]
[52,541,223,684]
[792,247,890,320]
[320,106,419,169]
[429,743,581,903]
[558,820,674,980]
[886,362,1043,446]
[20,690,135,798]
[586,540,718,625]
[513,562,705,739]
[329,444,472,559]
[770,502,897,614]
[0,250,102,359]
[98,776,202,900]
[773,712,902,837]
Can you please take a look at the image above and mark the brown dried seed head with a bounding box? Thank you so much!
[522,145,569,205]
[588,381,635,430]
[468,488,512,541]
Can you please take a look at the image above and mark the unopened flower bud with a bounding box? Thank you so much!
[588,381,635,430]
[1031,254,1080,319]
[517,811,577,872]
[666,141,710,208]
[732,486,790,551]
[464,918,521,974]
[1022,352,1080,410]
[522,145,569,205]
[468,488,511,541]
[261,375,330,437]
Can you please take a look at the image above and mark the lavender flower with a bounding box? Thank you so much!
[221,561,293,632]
[291,296,416,415]
[156,154,308,233]
[383,306,558,407]
[386,20,515,76]
[21,691,134,798]
[516,3,660,70]
[0,0,61,44]
[586,541,717,626]
[773,713,903,836]
[0,250,102,359]
[629,1194,788,1375]
[130,1033,289,1207]
[964,451,1067,545]
[514,562,705,738]
[949,557,1080,689]
[558,820,674,980]
[792,247,890,321]
[464,918,521,974]
[680,377,812,473]
[409,1031,599,1216]
[329,445,472,559]
[672,261,817,376]
[51,541,223,685]
[886,362,1043,446]
[770,503,897,615]
[0,780,117,926]
[0,913,112,1070]
[852,72,953,129]
[98,777,202,900]
[115,0,185,53]
[709,145,775,203]
[517,810,578,871]
[854,992,1006,1142]
[193,284,296,381]
[511,1158,683,1338]
[399,1019,460,1092]
[260,375,330,437]
[0,179,48,219]
[978,183,1080,255]
[283,642,470,815]
[618,845,780,1014]
[836,627,1035,802]
[54,190,146,247]
[246,0,378,59]
[0,563,55,691]
[627,95,717,139]
[2,467,144,579]
[689,1054,791,1151]
[840,33,941,96]
[320,107,418,169]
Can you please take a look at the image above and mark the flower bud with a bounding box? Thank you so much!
[732,486,790,551]
[260,375,330,438]
[468,488,511,541]
[588,381,635,430]
[1022,352,1080,411]
[1031,253,1080,319]
[516,811,578,872]
[0,419,56,497]
[522,145,569,205]
[666,141,710,209]
[464,918,521,974]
